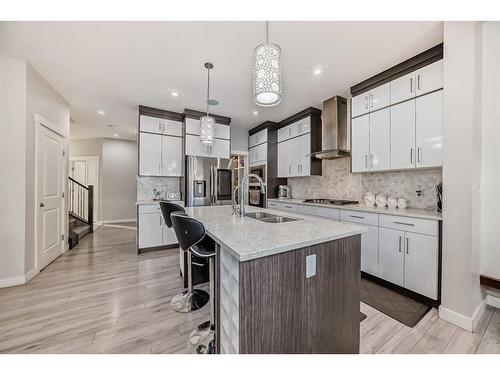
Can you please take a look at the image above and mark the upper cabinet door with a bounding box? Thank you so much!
[369,108,391,171]
[351,114,370,172]
[212,138,230,159]
[295,117,311,136]
[249,129,268,148]
[277,140,290,177]
[416,90,442,168]
[369,82,391,111]
[404,232,438,299]
[415,60,443,96]
[214,124,230,140]
[390,72,416,104]
[161,135,183,176]
[390,100,416,170]
[351,92,370,118]
[139,133,162,176]
[185,134,209,157]
[161,119,183,137]
[296,133,311,176]
[140,115,161,134]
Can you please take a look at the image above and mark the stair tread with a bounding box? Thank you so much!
[71,224,90,236]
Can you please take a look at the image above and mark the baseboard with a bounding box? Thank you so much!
[101,218,137,224]
[25,268,37,283]
[0,275,26,288]
[439,299,487,332]
[486,294,500,309]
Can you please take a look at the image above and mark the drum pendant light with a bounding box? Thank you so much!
[200,62,215,144]
[253,21,282,106]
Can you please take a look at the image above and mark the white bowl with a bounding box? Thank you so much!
[375,195,387,207]
[387,197,398,208]
[397,198,408,209]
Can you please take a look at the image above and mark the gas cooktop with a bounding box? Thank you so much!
[302,198,359,206]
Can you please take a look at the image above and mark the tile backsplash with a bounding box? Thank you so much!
[287,158,442,209]
[137,176,183,200]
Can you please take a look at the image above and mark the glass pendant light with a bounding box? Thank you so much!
[253,21,282,107]
[200,62,215,144]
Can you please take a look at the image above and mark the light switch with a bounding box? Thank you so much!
[306,254,316,278]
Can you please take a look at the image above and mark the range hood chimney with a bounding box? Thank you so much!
[311,96,350,160]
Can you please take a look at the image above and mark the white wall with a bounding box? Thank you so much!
[480,22,500,280]
[0,57,28,282]
[440,22,484,331]
[230,126,248,153]
[69,138,137,223]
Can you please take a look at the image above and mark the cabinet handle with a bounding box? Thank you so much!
[285,205,293,209]
[394,221,415,226]
[370,154,374,168]
[364,154,368,169]
[289,165,291,174]
[417,147,422,163]
[370,93,374,108]
[406,237,410,254]
[365,96,369,110]
[289,128,291,137]
[410,77,413,93]
[417,75,421,91]
[410,148,414,164]
[349,215,365,219]
[398,236,402,253]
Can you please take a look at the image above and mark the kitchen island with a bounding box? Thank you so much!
[183,205,365,354]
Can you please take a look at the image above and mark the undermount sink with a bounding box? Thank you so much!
[245,212,299,223]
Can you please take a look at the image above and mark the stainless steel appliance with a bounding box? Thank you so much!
[249,164,266,185]
[185,156,233,207]
[278,185,291,199]
[249,164,267,207]
[302,198,359,206]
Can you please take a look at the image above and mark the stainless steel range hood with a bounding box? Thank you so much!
[311,96,350,160]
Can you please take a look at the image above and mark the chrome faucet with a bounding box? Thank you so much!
[232,173,266,217]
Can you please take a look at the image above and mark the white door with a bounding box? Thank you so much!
[369,83,391,111]
[415,60,443,96]
[37,125,65,270]
[277,140,290,177]
[361,225,379,276]
[351,92,370,118]
[378,227,405,287]
[138,213,163,248]
[416,90,443,168]
[390,100,416,170]
[404,232,438,299]
[390,71,416,104]
[369,108,391,171]
[351,114,370,172]
[139,132,162,175]
[297,133,311,176]
[161,135,183,176]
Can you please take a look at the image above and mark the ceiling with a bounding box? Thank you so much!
[0,21,443,141]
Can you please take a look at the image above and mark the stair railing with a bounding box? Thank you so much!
[68,177,94,233]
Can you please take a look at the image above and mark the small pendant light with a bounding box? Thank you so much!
[200,62,215,144]
[253,21,282,107]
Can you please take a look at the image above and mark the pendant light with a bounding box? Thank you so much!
[253,21,282,107]
[200,62,215,144]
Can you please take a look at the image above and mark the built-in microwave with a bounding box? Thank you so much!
[249,164,266,185]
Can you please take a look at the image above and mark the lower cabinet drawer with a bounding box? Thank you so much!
[340,209,379,226]
[379,214,438,236]
[138,203,161,214]
[267,201,299,212]
[299,205,340,220]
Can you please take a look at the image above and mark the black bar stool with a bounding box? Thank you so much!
[170,212,216,354]
[160,200,209,313]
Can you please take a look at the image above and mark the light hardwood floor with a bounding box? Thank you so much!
[0,224,499,354]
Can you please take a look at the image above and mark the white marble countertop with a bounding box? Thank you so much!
[268,198,442,221]
[183,205,366,262]
[136,200,184,206]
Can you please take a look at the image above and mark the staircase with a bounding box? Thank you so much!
[68,177,94,249]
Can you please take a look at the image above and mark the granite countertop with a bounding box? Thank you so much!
[268,198,442,221]
[183,205,366,262]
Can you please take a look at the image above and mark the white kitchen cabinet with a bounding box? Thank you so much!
[404,232,438,299]
[416,90,442,168]
[390,71,416,104]
[369,83,391,112]
[277,117,311,142]
[185,118,230,140]
[351,92,370,118]
[249,129,268,148]
[212,138,230,159]
[186,133,230,158]
[139,132,162,176]
[369,108,391,171]
[351,114,370,172]
[162,225,177,246]
[341,219,379,277]
[140,115,183,136]
[138,212,163,248]
[390,100,416,170]
[277,140,290,177]
[415,60,443,96]
[161,135,183,176]
[378,227,405,287]
[249,142,267,166]
[277,133,311,177]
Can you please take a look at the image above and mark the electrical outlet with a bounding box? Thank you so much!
[306,254,316,278]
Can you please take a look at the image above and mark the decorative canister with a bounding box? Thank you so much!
[387,196,398,208]
[364,192,376,207]
[375,195,387,207]
[397,198,408,209]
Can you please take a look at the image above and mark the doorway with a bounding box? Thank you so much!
[36,123,66,271]
[69,156,100,224]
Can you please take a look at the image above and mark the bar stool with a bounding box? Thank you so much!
[170,212,216,354]
[159,200,209,313]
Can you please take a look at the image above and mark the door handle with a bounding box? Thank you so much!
[406,237,409,254]
[40,202,45,208]
[398,236,402,252]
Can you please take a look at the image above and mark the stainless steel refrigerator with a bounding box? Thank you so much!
[185,156,233,207]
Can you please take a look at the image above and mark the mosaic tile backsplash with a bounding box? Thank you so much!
[137,176,183,200]
[287,158,442,209]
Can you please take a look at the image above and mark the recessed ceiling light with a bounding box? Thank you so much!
[106,124,115,128]
[171,92,179,97]
[253,111,259,116]
[313,69,322,75]
[98,110,105,115]
[114,134,118,137]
